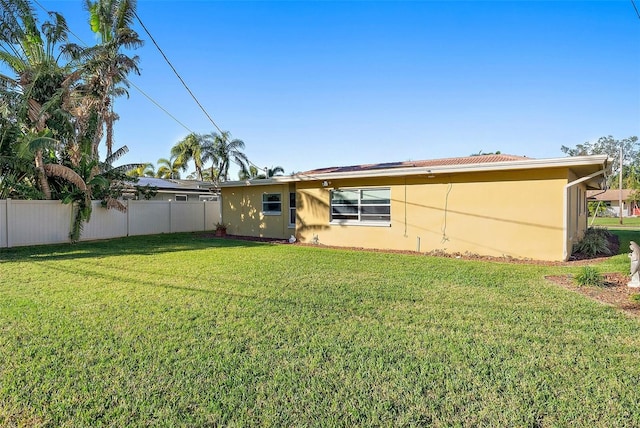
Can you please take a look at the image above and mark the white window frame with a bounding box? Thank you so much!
[288,192,296,228]
[330,187,391,226]
[199,195,218,202]
[262,193,282,215]
[174,194,188,202]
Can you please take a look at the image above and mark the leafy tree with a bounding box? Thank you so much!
[0,0,144,241]
[561,135,639,188]
[471,150,501,156]
[0,0,80,199]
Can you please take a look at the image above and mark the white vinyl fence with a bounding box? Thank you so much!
[0,199,222,248]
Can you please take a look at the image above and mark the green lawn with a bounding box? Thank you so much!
[590,216,640,227]
[1,234,639,426]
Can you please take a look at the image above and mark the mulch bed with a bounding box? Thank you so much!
[545,273,640,318]
[199,234,290,243]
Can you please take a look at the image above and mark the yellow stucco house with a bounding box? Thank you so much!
[219,154,610,261]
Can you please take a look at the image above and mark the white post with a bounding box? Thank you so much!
[620,144,623,224]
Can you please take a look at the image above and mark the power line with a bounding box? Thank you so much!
[632,0,640,20]
[125,79,194,133]
[132,10,226,137]
[19,1,268,176]
[132,9,270,176]
[30,0,194,133]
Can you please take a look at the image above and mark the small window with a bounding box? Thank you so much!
[289,192,296,227]
[175,194,187,202]
[262,193,282,214]
[199,195,218,202]
[330,188,390,224]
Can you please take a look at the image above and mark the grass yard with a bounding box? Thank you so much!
[590,216,640,228]
[1,234,639,427]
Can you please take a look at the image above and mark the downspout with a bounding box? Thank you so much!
[563,169,607,261]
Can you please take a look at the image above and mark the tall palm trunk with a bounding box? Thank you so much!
[34,149,52,199]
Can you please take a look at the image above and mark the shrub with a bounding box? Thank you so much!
[631,294,640,303]
[574,266,605,287]
[572,228,613,257]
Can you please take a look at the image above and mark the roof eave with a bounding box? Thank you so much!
[218,176,297,188]
[293,155,610,181]
[218,155,610,187]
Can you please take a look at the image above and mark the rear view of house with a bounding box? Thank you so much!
[219,154,609,261]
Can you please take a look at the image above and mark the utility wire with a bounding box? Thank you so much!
[125,79,194,133]
[30,0,194,133]
[24,0,268,176]
[132,10,225,137]
[632,0,640,20]
[132,9,269,176]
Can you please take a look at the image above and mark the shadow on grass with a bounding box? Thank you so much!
[609,229,640,255]
[0,233,274,263]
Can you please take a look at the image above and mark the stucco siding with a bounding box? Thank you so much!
[222,184,291,239]
[296,168,568,260]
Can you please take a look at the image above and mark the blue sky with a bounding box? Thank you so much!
[22,1,640,176]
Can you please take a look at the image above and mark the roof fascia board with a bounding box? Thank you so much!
[218,155,610,187]
[293,155,610,181]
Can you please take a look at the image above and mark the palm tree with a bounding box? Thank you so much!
[238,165,285,180]
[265,166,285,178]
[126,162,155,178]
[170,133,206,180]
[238,165,260,180]
[0,0,82,199]
[156,156,183,179]
[0,0,144,241]
[203,131,249,184]
[80,0,143,159]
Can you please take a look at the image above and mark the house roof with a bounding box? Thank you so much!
[131,177,216,193]
[302,154,530,175]
[218,154,610,188]
[587,189,634,201]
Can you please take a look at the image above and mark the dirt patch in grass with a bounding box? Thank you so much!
[545,272,640,318]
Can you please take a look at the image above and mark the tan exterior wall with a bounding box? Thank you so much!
[296,168,570,260]
[221,183,295,239]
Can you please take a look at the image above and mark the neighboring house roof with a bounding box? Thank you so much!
[218,154,610,188]
[587,189,634,201]
[131,177,217,194]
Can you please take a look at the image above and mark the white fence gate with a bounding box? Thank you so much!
[0,199,222,248]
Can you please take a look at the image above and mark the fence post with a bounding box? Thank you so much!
[127,199,130,237]
[6,198,11,248]
[169,200,173,233]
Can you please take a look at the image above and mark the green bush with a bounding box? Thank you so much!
[572,228,613,257]
[631,294,640,303]
[575,266,605,287]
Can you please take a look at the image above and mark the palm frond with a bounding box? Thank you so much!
[43,163,87,191]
